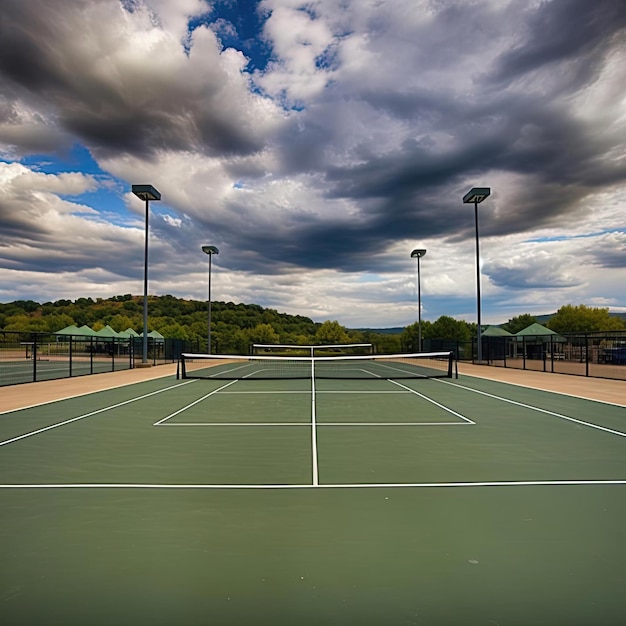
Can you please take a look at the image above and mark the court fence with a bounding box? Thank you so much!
[424,331,626,381]
[4,329,625,387]
[0,330,199,387]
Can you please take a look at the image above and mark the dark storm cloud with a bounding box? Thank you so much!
[0,0,268,159]
[0,97,69,155]
[166,0,626,283]
[1,0,625,320]
[302,62,626,258]
[492,0,626,88]
[0,200,49,241]
[589,239,626,269]
[486,263,581,290]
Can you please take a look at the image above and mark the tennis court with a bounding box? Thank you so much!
[0,355,625,625]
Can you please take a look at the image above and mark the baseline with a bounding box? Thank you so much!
[1,479,625,490]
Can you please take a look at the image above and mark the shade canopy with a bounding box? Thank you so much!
[515,323,566,343]
[95,325,121,338]
[54,325,82,335]
[482,325,513,337]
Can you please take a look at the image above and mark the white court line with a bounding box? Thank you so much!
[311,360,319,486]
[317,390,412,394]
[0,371,186,415]
[153,380,239,425]
[218,390,410,394]
[1,479,625,490]
[388,380,475,424]
[219,390,311,394]
[158,422,311,427]
[157,421,470,427]
[457,370,626,408]
[318,422,473,426]
[198,362,252,378]
[437,378,626,437]
[0,380,197,447]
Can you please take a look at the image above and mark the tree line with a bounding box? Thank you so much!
[1,297,623,355]
[400,305,625,351]
[0,295,401,354]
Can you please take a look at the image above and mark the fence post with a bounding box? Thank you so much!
[547,335,552,372]
[32,335,38,383]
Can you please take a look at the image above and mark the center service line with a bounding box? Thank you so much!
[311,360,319,486]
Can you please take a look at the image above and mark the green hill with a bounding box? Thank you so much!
[0,295,402,354]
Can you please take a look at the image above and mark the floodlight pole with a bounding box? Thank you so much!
[202,245,219,354]
[411,249,427,352]
[132,184,161,366]
[463,187,490,363]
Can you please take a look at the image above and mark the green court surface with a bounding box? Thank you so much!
[1,373,625,625]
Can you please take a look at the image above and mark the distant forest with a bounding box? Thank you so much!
[0,295,404,354]
[1,296,623,355]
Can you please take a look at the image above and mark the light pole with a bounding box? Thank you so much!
[410,248,427,352]
[463,187,490,363]
[132,184,161,366]
[202,245,219,354]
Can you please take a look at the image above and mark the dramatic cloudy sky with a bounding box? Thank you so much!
[1,0,625,327]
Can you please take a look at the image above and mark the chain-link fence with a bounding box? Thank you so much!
[0,331,199,387]
[4,329,625,387]
[425,331,626,381]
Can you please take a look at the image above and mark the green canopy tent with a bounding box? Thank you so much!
[94,325,130,356]
[515,323,566,359]
[482,326,513,337]
[119,328,140,338]
[146,330,165,359]
[481,325,514,360]
[515,323,566,341]
[148,330,165,343]
[95,325,121,338]
[54,325,97,344]
[54,324,82,336]
[77,325,98,336]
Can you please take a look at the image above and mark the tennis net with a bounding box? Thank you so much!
[178,351,456,380]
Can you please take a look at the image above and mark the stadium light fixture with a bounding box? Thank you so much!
[463,187,491,363]
[132,184,161,366]
[202,245,219,354]
[410,249,427,351]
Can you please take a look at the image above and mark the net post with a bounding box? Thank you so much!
[176,358,180,380]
